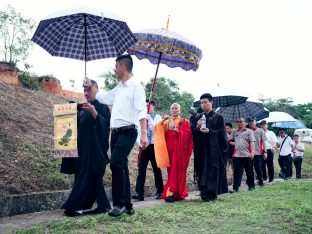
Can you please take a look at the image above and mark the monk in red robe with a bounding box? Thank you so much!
[154,103,193,202]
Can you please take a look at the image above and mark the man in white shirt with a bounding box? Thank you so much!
[290,134,304,179]
[132,100,164,201]
[260,120,277,182]
[276,128,294,180]
[95,54,148,217]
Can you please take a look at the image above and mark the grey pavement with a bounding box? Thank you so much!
[0,179,282,234]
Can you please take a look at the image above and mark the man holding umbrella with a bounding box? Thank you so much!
[95,54,148,217]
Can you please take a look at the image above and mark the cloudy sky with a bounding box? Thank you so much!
[1,0,312,104]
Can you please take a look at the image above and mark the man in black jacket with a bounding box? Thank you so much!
[62,80,111,216]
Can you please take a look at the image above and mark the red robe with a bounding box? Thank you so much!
[155,116,193,200]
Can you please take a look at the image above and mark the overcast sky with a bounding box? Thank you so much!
[1,0,312,104]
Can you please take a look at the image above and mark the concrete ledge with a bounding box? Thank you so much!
[0,183,198,217]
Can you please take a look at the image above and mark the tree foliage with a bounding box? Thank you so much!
[18,64,40,90]
[145,77,180,114]
[145,77,194,117]
[177,91,196,117]
[99,72,195,118]
[263,98,312,129]
[0,5,35,65]
[98,70,119,90]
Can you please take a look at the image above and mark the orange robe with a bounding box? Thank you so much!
[155,116,193,200]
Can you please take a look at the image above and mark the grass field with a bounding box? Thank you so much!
[271,142,312,179]
[302,143,312,177]
[10,179,312,234]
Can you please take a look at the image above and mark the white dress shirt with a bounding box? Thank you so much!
[146,112,162,144]
[277,135,293,156]
[264,130,277,150]
[96,77,146,128]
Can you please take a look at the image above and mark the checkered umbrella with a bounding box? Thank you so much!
[215,99,268,122]
[255,107,270,121]
[193,95,248,109]
[31,6,137,76]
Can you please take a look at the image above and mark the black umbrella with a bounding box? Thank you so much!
[193,95,248,109]
[215,98,268,122]
[31,6,137,77]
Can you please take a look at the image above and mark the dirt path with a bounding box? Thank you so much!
[0,180,282,234]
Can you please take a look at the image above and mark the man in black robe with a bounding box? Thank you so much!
[190,107,204,185]
[62,80,111,216]
[193,93,228,201]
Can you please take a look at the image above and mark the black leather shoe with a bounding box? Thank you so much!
[83,208,106,215]
[108,206,126,217]
[64,210,82,217]
[248,186,255,191]
[125,208,135,215]
[164,195,175,203]
[201,196,210,202]
[155,193,162,200]
[132,194,144,201]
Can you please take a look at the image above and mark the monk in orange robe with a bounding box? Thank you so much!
[154,103,193,202]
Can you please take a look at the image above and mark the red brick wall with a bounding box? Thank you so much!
[39,76,62,95]
[62,89,85,102]
[38,76,85,101]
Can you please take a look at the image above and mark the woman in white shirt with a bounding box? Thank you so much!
[291,134,304,179]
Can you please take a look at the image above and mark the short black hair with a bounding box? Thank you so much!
[116,54,133,72]
[293,134,299,137]
[247,116,257,122]
[279,128,286,132]
[260,120,268,125]
[90,79,98,89]
[200,93,213,101]
[226,122,233,128]
[146,100,156,106]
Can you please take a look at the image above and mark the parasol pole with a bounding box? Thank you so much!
[147,15,170,114]
[139,16,169,168]
[147,52,162,114]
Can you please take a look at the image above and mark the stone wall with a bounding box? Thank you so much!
[38,76,85,101]
[0,62,20,86]
[38,76,62,95]
[0,184,197,217]
[62,89,85,102]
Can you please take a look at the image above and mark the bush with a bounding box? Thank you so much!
[19,72,41,90]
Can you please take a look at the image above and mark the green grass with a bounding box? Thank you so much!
[302,143,312,176]
[10,179,312,234]
[272,143,312,179]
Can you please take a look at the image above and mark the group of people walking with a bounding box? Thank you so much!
[61,54,304,218]
[225,118,305,193]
